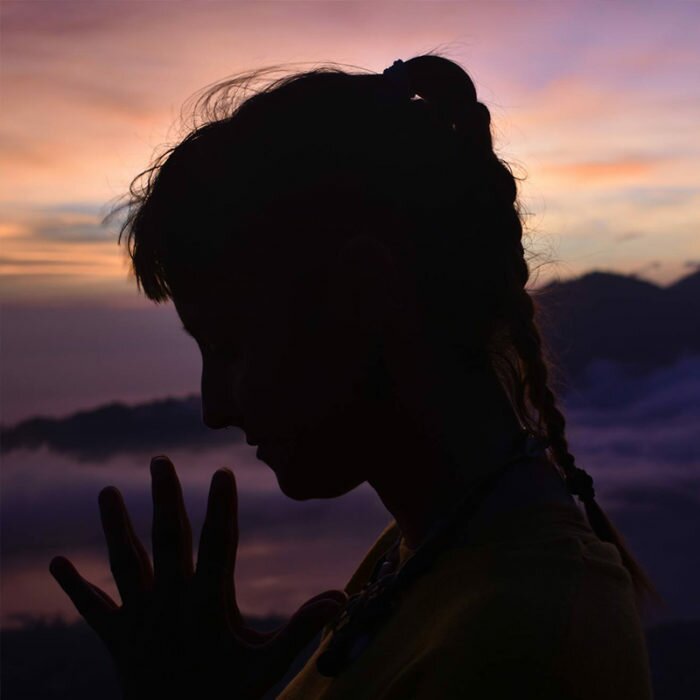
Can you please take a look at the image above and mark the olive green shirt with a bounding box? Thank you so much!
[279,502,653,699]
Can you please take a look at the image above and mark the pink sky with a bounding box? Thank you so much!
[1,0,699,304]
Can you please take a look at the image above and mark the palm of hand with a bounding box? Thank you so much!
[50,457,347,700]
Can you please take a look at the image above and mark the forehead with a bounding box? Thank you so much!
[173,261,326,331]
[168,228,334,327]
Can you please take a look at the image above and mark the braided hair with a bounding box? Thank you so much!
[116,53,664,616]
[391,55,663,615]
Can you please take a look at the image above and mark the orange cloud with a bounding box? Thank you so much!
[541,157,661,184]
[0,208,126,285]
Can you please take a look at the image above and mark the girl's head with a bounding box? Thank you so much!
[119,54,536,494]
[117,56,546,494]
[117,53,662,612]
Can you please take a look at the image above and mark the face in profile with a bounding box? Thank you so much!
[173,238,397,501]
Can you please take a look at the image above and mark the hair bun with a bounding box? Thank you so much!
[382,59,415,101]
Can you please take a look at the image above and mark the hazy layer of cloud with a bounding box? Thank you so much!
[31,219,112,243]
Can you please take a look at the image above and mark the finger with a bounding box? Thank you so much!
[264,593,346,678]
[99,486,153,604]
[89,581,120,609]
[195,469,238,617]
[151,456,194,588]
[123,505,154,586]
[193,471,268,644]
[49,556,116,639]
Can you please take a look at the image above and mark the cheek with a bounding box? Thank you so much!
[242,318,373,438]
[240,309,390,498]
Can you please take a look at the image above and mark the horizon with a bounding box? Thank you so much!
[2,264,698,428]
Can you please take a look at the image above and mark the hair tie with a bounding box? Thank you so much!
[566,466,596,503]
[382,59,414,101]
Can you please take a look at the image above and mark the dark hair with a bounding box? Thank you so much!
[113,53,664,616]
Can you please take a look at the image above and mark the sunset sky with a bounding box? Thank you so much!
[1,0,699,307]
[2,2,700,643]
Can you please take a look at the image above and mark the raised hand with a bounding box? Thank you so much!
[50,457,347,699]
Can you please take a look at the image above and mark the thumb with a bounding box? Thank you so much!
[264,590,347,678]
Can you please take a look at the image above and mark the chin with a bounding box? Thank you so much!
[275,475,324,501]
[275,473,359,500]
[259,441,365,500]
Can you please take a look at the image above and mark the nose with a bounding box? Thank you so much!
[200,356,244,430]
[202,404,241,430]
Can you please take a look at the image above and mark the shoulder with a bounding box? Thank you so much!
[384,520,650,699]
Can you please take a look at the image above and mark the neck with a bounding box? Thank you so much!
[368,363,525,549]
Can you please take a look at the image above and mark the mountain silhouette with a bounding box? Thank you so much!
[537,269,700,381]
[0,395,242,460]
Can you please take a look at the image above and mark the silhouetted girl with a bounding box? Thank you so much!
[51,55,660,699]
